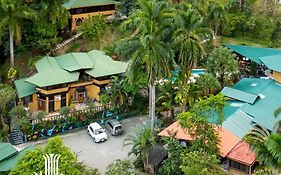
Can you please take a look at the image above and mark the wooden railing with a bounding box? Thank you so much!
[32,103,112,124]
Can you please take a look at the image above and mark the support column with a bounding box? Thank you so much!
[46,96,49,113]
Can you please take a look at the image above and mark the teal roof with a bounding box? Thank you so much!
[64,0,116,9]
[222,87,258,104]
[232,78,272,96]
[224,44,281,64]
[240,80,281,131]
[223,110,253,138]
[0,143,17,162]
[0,146,34,172]
[85,50,128,78]
[222,78,281,131]
[56,53,94,72]
[26,56,80,87]
[208,100,243,124]
[14,78,36,98]
[259,54,281,73]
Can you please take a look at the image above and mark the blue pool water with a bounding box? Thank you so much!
[192,69,206,75]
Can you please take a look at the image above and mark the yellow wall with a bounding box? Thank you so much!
[68,88,76,103]
[54,95,61,111]
[86,85,100,101]
[273,71,281,83]
[46,97,49,113]
[28,94,38,111]
[71,10,115,31]
[23,79,110,112]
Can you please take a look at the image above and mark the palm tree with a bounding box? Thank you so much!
[157,81,177,121]
[173,6,212,75]
[206,1,227,47]
[246,123,281,174]
[39,0,69,26]
[106,76,128,110]
[116,0,175,130]
[0,0,35,67]
[123,127,156,170]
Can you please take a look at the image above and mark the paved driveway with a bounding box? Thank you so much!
[18,116,148,174]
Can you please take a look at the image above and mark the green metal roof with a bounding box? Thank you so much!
[56,53,94,72]
[240,79,281,131]
[14,78,36,98]
[232,78,272,96]
[0,146,34,172]
[222,78,281,131]
[85,50,128,78]
[209,100,244,124]
[259,54,281,73]
[18,50,127,88]
[223,110,253,138]
[25,56,80,87]
[221,87,258,104]
[224,44,281,64]
[0,143,17,162]
[64,0,116,9]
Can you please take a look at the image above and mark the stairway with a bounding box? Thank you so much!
[10,130,24,145]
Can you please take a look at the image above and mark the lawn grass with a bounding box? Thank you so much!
[220,36,271,47]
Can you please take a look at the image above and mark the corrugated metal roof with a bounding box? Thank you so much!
[63,0,116,10]
[0,145,34,172]
[223,78,281,132]
[259,54,281,73]
[14,78,36,98]
[224,44,281,64]
[85,50,128,78]
[232,78,272,96]
[56,53,94,72]
[226,141,256,166]
[222,110,253,138]
[21,50,127,88]
[0,143,17,162]
[222,87,258,104]
[158,122,241,157]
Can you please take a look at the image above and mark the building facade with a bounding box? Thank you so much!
[63,0,117,31]
[15,50,128,113]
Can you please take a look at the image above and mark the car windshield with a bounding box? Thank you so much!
[94,129,104,135]
[115,126,122,130]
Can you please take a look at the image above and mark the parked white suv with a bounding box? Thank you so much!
[87,122,107,143]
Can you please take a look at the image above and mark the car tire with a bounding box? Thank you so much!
[93,137,97,143]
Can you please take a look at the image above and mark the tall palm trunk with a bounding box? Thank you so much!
[149,83,156,131]
[9,27,15,67]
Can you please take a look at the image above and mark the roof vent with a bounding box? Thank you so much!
[258,94,265,99]
[250,83,257,87]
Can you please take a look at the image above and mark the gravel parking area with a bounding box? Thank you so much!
[18,116,149,174]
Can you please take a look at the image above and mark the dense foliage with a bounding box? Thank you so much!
[9,136,100,175]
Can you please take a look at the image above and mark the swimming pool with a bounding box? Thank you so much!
[192,69,206,75]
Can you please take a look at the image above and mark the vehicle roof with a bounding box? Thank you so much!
[89,122,102,129]
[107,119,121,125]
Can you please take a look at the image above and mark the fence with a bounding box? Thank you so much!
[32,103,113,124]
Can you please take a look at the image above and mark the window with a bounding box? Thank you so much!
[90,126,94,133]
[48,95,54,112]
[61,93,66,107]
[49,100,54,112]
[229,160,249,173]
[108,122,113,128]
[23,95,33,106]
